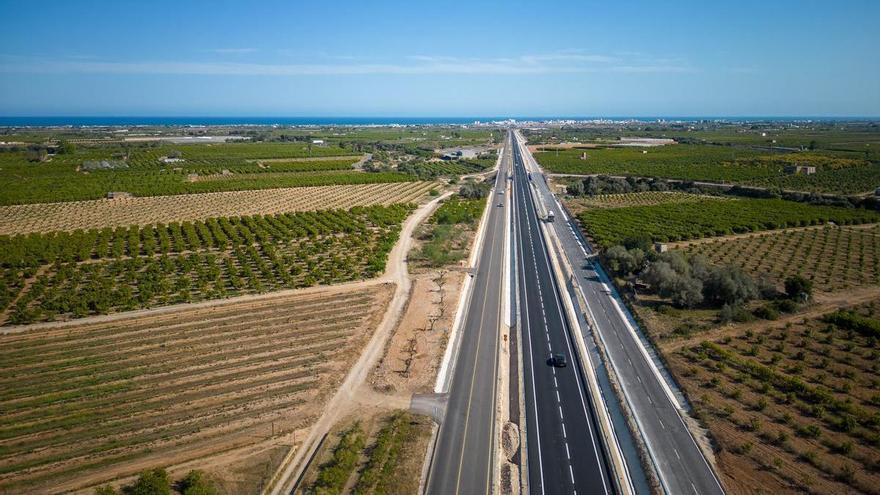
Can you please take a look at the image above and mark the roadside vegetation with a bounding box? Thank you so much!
[604,243,811,320]
[397,156,496,180]
[413,180,490,268]
[299,412,432,495]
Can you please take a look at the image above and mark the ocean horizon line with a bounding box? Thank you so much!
[1,115,877,127]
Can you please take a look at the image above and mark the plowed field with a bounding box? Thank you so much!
[0,284,393,494]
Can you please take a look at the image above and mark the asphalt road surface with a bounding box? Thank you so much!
[511,133,613,495]
[426,133,511,495]
[518,131,725,495]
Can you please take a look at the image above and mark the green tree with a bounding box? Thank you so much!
[784,275,813,302]
[703,265,757,306]
[178,470,218,495]
[94,485,119,495]
[127,468,171,495]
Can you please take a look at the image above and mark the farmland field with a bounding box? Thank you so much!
[668,302,880,494]
[0,284,394,494]
[0,181,436,235]
[576,197,880,247]
[0,149,415,206]
[0,204,413,325]
[397,158,496,179]
[680,225,880,292]
[565,191,727,213]
[535,145,880,195]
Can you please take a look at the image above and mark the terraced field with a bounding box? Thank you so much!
[0,284,394,494]
[0,182,436,236]
[679,225,880,292]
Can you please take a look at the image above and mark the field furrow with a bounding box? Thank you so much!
[0,284,394,493]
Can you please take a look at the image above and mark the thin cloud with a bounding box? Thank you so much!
[0,52,694,76]
[208,48,258,55]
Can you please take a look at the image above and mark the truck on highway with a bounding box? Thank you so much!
[546,210,555,222]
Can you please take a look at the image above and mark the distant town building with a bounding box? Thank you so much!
[784,165,816,175]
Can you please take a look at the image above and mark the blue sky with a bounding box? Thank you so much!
[1,0,878,117]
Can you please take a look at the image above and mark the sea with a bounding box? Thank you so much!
[0,116,874,127]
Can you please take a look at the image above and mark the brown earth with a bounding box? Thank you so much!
[0,284,393,495]
[369,268,465,396]
[666,300,880,494]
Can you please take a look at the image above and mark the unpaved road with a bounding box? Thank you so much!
[267,190,453,495]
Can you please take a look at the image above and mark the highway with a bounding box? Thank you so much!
[515,131,726,495]
[426,132,511,495]
[511,133,613,495]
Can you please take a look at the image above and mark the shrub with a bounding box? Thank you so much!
[754,305,780,320]
[774,298,799,313]
[179,470,218,495]
[128,468,171,495]
[784,275,813,301]
[824,311,880,339]
[796,423,822,439]
[309,424,366,494]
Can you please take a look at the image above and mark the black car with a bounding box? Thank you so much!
[549,353,567,367]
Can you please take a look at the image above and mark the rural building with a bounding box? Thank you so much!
[311,139,325,145]
[784,165,816,175]
[106,191,133,199]
[654,242,668,253]
[161,157,184,164]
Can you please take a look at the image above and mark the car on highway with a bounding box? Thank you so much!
[548,353,567,367]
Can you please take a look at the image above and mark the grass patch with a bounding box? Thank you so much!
[414,198,486,268]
